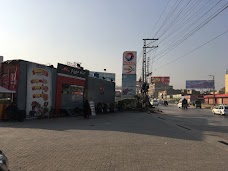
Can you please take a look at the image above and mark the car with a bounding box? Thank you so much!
[212,105,228,115]
[150,99,159,106]
[178,102,182,108]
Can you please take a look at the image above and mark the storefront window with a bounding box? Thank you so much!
[61,84,84,96]
[0,93,12,103]
[71,85,84,96]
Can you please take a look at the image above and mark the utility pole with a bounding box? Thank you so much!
[147,56,150,82]
[141,39,158,98]
[142,39,158,83]
[209,75,215,105]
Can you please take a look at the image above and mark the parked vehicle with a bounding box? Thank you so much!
[150,99,159,106]
[212,105,228,115]
[178,102,182,108]
[0,150,9,171]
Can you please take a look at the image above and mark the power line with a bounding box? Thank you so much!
[154,1,228,62]
[157,0,192,39]
[157,0,207,43]
[154,29,228,70]
[148,0,171,39]
[153,0,182,38]
[155,0,224,58]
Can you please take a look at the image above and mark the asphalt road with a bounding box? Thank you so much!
[156,104,228,149]
[1,110,228,171]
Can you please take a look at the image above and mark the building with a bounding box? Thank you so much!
[148,82,172,98]
[225,69,228,94]
[0,59,116,120]
[158,89,181,99]
[204,94,228,105]
[136,81,142,94]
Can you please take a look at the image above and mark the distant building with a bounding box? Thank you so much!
[148,82,172,98]
[136,81,142,94]
[158,89,181,100]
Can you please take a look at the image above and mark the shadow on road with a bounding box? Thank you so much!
[2,109,225,142]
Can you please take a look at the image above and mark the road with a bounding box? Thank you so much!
[156,105,228,148]
[0,109,228,171]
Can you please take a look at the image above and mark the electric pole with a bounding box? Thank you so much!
[209,75,215,105]
[142,39,158,83]
[141,39,158,98]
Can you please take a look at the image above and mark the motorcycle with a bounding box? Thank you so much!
[182,103,188,109]
[0,150,9,171]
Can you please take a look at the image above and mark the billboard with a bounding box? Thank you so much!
[26,63,52,118]
[122,74,136,99]
[151,76,170,84]
[122,65,136,74]
[89,71,115,82]
[186,80,214,89]
[123,51,137,65]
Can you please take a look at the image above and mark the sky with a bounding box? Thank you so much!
[0,0,227,90]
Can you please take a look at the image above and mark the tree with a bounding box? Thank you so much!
[219,87,225,94]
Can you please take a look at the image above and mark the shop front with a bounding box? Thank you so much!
[0,86,15,120]
[56,64,89,113]
[204,94,228,105]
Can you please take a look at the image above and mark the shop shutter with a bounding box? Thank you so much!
[222,98,228,105]
[217,98,223,105]
[209,99,214,105]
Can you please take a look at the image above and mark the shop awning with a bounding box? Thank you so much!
[0,86,15,93]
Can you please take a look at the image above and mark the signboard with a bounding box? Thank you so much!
[186,80,214,89]
[0,63,19,91]
[151,76,170,84]
[123,51,137,65]
[89,71,115,81]
[57,63,89,79]
[122,51,137,99]
[122,65,136,74]
[122,74,136,99]
[26,63,52,118]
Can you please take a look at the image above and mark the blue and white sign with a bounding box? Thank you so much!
[186,80,214,89]
[89,71,115,82]
[122,74,136,99]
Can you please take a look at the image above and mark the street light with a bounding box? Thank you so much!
[208,75,215,105]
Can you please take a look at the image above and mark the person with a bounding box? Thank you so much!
[83,100,91,119]
[182,98,188,109]
[5,102,18,121]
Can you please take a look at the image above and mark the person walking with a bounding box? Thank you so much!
[83,100,91,119]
